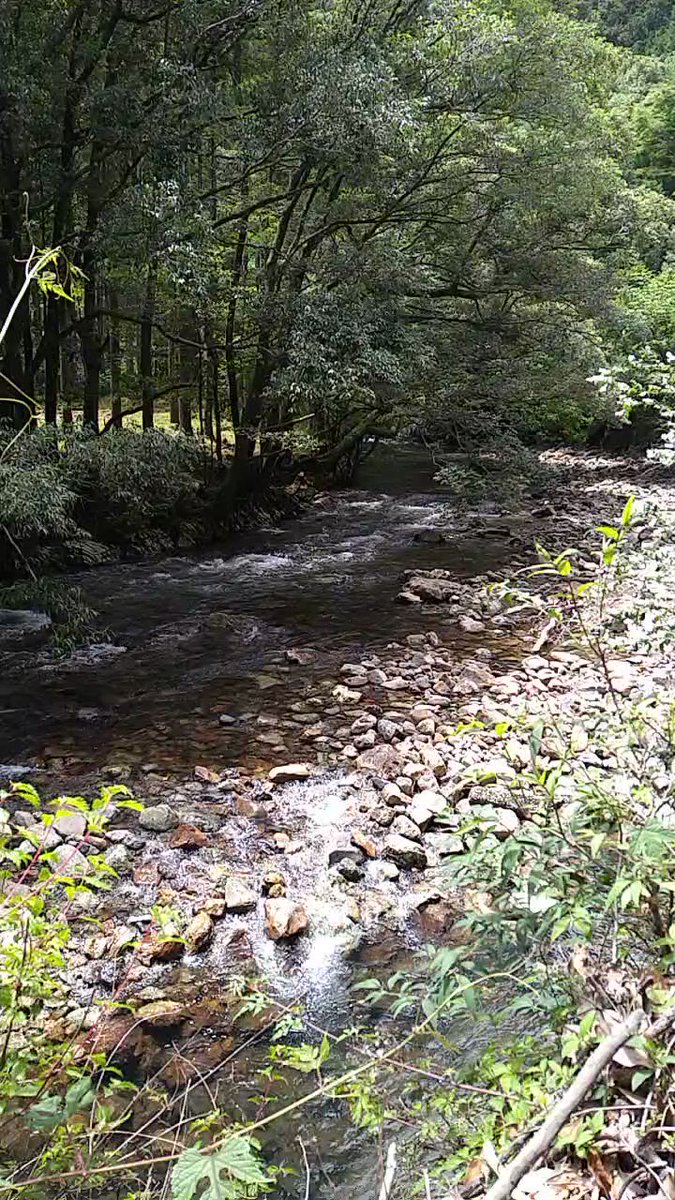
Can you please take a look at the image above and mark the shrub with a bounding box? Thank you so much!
[0,427,208,579]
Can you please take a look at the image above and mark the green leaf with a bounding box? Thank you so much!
[64,1075,96,1117]
[171,1139,270,1200]
[621,496,635,527]
[596,525,619,540]
[26,1093,64,1131]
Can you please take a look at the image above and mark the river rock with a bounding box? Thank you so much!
[414,789,447,814]
[383,834,428,870]
[406,576,455,603]
[202,895,227,917]
[333,685,362,703]
[458,614,485,633]
[396,590,423,604]
[139,804,179,833]
[375,861,400,881]
[357,744,401,776]
[351,829,377,858]
[340,662,367,677]
[105,845,133,873]
[392,814,422,842]
[186,911,214,952]
[137,932,183,965]
[48,844,91,875]
[225,877,258,912]
[337,860,364,882]
[53,810,87,840]
[269,763,311,783]
[169,823,208,850]
[372,807,394,826]
[377,718,399,742]
[491,808,521,838]
[408,804,437,831]
[265,898,308,940]
[382,782,404,806]
[395,775,414,796]
[328,846,364,867]
[368,668,388,685]
[136,1000,185,1026]
[219,713,238,726]
[286,648,317,665]
[419,744,445,777]
[25,823,62,850]
[354,730,376,750]
[351,714,377,734]
[425,831,464,856]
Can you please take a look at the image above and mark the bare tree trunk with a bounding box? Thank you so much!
[140,260,156,430]
[80,264,102,430]
[109,286,122,428]
[43,295,60,424]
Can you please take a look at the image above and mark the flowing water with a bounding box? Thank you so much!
[0,443,527,1197]
[0,443,516,774]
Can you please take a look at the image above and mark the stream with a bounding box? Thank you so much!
[0,443,534,1197]
[0,443,517,774]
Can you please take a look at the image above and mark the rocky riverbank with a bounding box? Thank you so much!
[2,454,670,1068]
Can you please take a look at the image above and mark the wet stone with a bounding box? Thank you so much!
[224,877,258,913]
[139,804,179,833]
[265,898,308,940]
[392,814,422,842]
[383,834,428,870]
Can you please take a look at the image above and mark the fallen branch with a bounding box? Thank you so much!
[378,1141,397,1200]
[482,1008,647,1200]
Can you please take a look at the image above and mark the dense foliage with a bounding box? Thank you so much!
[2,0,675,480]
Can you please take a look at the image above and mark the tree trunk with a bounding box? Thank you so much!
[44,295,60,425]
[140,260,156,430]
[109,287,122,428]
[79,266,101,430]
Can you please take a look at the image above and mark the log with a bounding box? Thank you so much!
[482,1009,647,1200]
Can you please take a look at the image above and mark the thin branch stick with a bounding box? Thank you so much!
[378,1141,397,1200]
[298,1137,311,1200]
[482,1008,648,1200]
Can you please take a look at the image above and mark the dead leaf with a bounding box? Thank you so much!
[514,1165,591,1199]
[589,1149,614,1196]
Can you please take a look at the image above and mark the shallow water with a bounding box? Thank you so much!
[0,443,514,775]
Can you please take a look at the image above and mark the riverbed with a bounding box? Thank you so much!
[0,443,629,1198]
